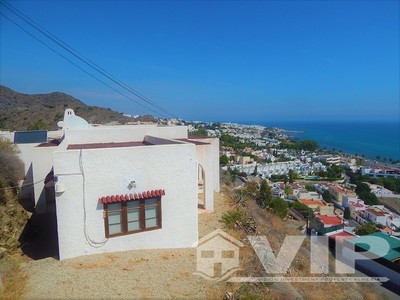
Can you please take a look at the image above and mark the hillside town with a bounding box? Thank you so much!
[189,120,400,238]
[195,121,400,293]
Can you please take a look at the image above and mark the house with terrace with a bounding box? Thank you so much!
[8,109,219,260]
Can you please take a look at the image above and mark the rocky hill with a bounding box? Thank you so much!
[0,85,158,131]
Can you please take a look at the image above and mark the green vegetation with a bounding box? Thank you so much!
[322,190,333,203]
[344,207,351,219]
[376,177,400,193]
[284,184,293,196]
[0,85,137,131]
[190,128,208,137]
[221,169,236,185]
[268,198,288,219]
[220,209,254,232]
[252,165,258,176]
[220,133,260,152]
[255,180,272,208]
[279,139,318,152]
[0,138,24,192]
[355,183,379,205]
[0,138,28,258]
[347,170,400,194]
[355,223,379,235]
[288,169,297,183]
[242,179,288,219]
[27,119,48,130]
[289,201,313,218]
[220,210,246,229]
[270,174,288,183]
[305,184,316,192]
[219,154,229,166]
[54,112,63,121]
[316,165,344,180]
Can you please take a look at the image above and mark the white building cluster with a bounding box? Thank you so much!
[343,197,400,234]
[225,160,327,178]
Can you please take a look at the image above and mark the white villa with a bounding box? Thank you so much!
[3,109,219,260]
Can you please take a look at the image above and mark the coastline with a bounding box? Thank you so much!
[242,120,400,162]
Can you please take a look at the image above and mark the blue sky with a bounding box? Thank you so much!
[0,0,399,122]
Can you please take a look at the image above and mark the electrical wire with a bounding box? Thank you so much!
[79,149,108,248]
[0,12,169,118]
[0,178,45,191]
[0,0,179,119]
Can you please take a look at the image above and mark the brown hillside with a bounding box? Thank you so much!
[0,85,158,131]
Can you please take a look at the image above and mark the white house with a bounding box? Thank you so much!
[362,207,388,226]
[10,109,220,260]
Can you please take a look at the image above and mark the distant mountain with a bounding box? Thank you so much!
[0,85,158,131]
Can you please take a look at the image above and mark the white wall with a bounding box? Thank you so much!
[195,144,214,212]
[32,146,58,213]
[64,125,188,144]
[206,138,220,193]
[53,142,198,260]
[15,143,40,200]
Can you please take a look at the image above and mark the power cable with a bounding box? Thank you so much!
[79,149,108,247]
[0,178,45,191]
[0,12,169,118]
[0,0,179,119]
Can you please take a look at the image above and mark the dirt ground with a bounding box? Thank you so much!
[378,197,400,214]
[18,192,235,299]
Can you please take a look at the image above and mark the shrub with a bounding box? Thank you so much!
[355,223,379,235]
[268,198,288,219]
[220,209,255,232]
[220,210,245,230]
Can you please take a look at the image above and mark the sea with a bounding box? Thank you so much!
[245,121,400,161]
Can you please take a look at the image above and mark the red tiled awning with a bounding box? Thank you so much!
[99,189,165,204]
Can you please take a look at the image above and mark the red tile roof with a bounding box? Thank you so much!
[315,213,343,226]
[99,189,165,204]
[366,208,386,217]
[381,227,394,233]
[300,199,325,206]
[329,231,354,238]
[328,231,355,243]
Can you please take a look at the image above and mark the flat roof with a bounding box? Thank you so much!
[365,208,386,216]
[37,139,61,147]
[67,141,152,150]
[177,138,211,145]
[188,134,211,140]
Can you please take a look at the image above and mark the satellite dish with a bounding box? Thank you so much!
[57,121,64,128]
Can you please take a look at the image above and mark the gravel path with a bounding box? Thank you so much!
[23,193,234,299]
